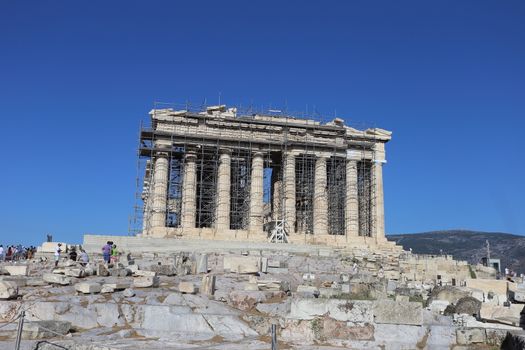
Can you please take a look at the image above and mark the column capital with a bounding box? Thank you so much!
[185,151,197,161]
[218,148,232,155]
[346,149,363,161]
[373,159,387,164]
[252,151,264,158]
[155,151,169,158]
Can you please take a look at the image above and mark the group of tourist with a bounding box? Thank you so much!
[0,241,120,268]
[504,267,523,282]
[0,244,37,261]
[53,243,90,267]
[101,241,119,264]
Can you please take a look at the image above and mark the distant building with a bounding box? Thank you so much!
[481,257,501,274]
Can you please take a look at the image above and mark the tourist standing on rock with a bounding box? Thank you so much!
[0,245,4,261]
[110,244,119,264]
[102,241,112,264]
[54,243,63,267]
[79,249,89,266]
[5,246,13,261]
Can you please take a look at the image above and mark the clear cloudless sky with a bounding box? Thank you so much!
[0,1,524,245]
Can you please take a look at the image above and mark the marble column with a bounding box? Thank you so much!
[284,152,296,234]
[181,152,197,229]
[215,149,231,231]
[271,166,282,220]
[150,153,169,229]
[345,159,359,237]
[373,161,385,241]
[249,152,264,233]
[373,143,386,241]
[313,156,328,235]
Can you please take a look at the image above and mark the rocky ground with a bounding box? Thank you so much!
[0,245,525,349]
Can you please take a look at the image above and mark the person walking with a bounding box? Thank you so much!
[102,241,112,264]
[54,243,63,268]
[0,245,4,262]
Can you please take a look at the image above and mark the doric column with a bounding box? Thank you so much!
[249,152,264,233]
[313,156,328,235]
[373,143,386,241]
[284,152,296,234]
[142,161,153,233]
[150,153,169,228]
[345,159,359,237]
[215,149,231,231]
[181,152,197,229]
[271,166,282,220]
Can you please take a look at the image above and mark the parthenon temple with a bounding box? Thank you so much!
[136,104,392,247]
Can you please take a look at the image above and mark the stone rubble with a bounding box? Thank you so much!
[0,241,523,349]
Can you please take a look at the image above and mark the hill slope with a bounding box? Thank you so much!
[387,230,525,274]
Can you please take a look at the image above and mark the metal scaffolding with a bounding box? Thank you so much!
[130,101,378,241]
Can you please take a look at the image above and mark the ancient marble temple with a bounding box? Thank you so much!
[138,105,391,247]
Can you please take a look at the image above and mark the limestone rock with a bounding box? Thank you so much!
[163,292,185,305]
[134,270,157,277]
[244,283,259,291]
[42,273,71,285]
[100,285,115,293]
[23,320,71,339]
[96,264,110,277]
[228,290,266,311]
[178,282,197,294]
[123,288,136,297]
[513,289,525,303]
[289,298,373,323]
[147,264,175,276]
[223,256,261,274]
[480,303,524,326]
[395,295,410,303]
[197,254,208,274]
[64,268,84,278]
[428,300,450,314]
[427,286,469,306]
[456,328,486,345]
[319,287,341,298]
[75,282,101,294]
[260,257,268,273]
[132,305,214,337]
[104,282,130,291]
[133,276,159,288]
[4,265,28,276]
[268,259,283,268]
[26,301,98,329]
[0,276,27,287]
[201,274,216,296]
[110,268,130,277]
[203,314,258,339]
[26,279,46,287]
[0,281,18,299]
[373,299,423,325]
[256,300,291,317]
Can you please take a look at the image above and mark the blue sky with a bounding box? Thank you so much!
[1,1,524,245]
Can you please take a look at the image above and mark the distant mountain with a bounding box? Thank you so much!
[387,230,525,274]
